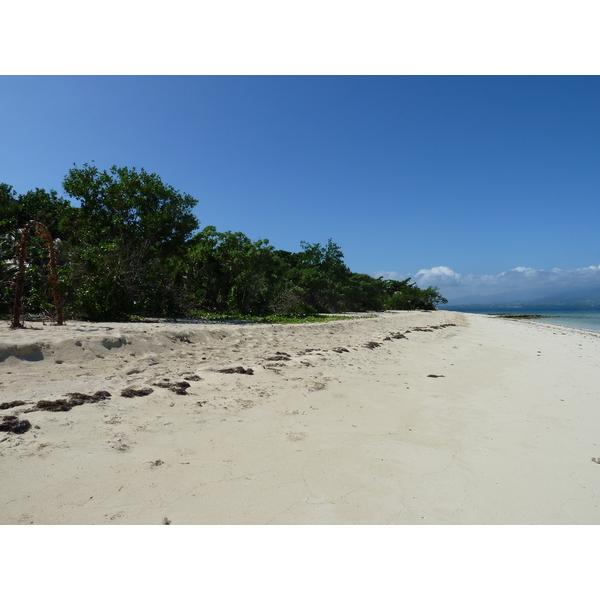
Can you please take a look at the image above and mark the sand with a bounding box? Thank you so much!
[1,309,600,525]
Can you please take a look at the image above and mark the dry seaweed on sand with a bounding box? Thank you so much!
[36,398,77,412]
[0,401,26,411]
[364,341,381,349]
[152,380,191,395]
[182,374,202,381]
[31,399,75,411]
[66,391,111,403]
[0,415,32,434]
[27,391,112,412]
[121,387,154,398]
[218,366,254,375]
[389,332,408,339]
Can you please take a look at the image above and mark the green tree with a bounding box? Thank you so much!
[62,164,199,318]
[63,164,198,251]
[0,185,19,315]
[0,185,76,239]
[184,226,278,315]
[385,281,448,310]
[341,273,387,311]
[0,185,76,318]
[291,239,350,313]
[0,184,19,232]
[2,168,450,321]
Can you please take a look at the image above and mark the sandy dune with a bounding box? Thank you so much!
[1,310,600,524]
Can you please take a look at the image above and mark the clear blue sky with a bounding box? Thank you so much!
[2,76,599,301]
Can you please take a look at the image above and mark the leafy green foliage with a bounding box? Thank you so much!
[384,282,448,310]
[184,226,279,316]
[186,311,371,324]
[269,240,354,314]
[1,165,447,321]
[62,164,199,319]
[0,231,17,315]
[0,186,77,318]
[63,164,198,252]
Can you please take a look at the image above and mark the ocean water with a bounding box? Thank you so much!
[445,305,600,332]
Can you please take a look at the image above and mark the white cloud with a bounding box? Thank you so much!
[414,266,462,283]
[374,264,600,303]
[510,266,536,275]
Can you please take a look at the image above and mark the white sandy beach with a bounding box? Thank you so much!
[1,310,600,525]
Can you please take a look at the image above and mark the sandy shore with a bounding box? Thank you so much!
[1,310,600,524]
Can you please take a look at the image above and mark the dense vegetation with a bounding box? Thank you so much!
[1,165,447,321]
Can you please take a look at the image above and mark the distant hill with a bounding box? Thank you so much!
[447,285,600,308]
[533,285,600,305]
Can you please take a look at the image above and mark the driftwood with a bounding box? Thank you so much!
[11,220,64,329]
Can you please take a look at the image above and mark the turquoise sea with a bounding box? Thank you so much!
[445,305,600,332]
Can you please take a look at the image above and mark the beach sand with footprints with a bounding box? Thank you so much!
[2,310,600,524]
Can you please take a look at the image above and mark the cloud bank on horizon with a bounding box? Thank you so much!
[374,264,600,305]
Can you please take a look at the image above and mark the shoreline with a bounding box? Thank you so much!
[1,310,600,524]
[446,305,600,334]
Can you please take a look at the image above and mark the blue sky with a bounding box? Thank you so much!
[2,75,600,302]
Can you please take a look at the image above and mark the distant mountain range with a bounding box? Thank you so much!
[446,285,600,308]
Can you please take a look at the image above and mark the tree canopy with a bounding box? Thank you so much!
[61,164,200,319]
[1,165,447,321]
[63,164,198,252]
